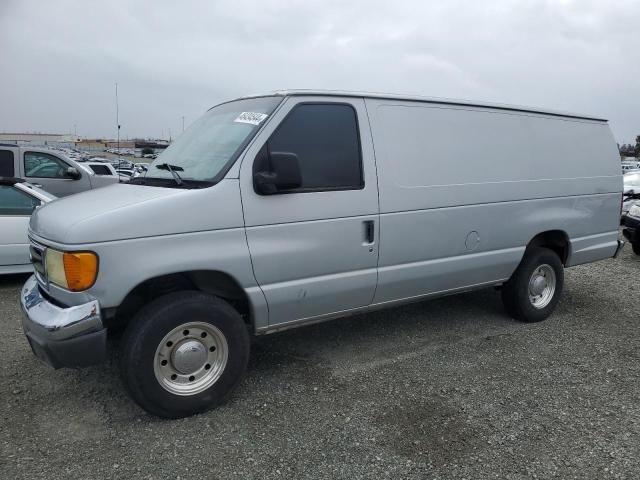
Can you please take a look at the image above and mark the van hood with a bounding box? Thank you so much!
[30,181,243,244]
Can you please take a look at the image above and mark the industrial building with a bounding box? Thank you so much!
[0,132,78,146]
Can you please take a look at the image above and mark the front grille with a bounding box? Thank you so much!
[28,237,47,286]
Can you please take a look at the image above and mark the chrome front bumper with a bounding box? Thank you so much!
[20,275,107,369]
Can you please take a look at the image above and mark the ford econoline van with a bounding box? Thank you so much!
[20,90,623,417]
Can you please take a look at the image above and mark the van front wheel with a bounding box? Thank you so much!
[501,247,564,323]
[120,291,250,418]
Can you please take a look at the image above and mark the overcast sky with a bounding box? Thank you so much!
[1,0,638,143]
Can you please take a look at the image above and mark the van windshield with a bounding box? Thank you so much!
[141,96,282,186]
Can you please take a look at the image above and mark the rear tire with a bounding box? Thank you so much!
[120,291,250,418]
[501,247,564,323]
[632,242,640,256]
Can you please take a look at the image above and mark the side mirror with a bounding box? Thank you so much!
[254,152,302,195]
[66,167,81,180]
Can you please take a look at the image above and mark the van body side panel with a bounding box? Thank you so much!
[366,99,621,304]
[374,193,618,302]
[368,101,620,212]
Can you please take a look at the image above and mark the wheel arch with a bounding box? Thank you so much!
[526,230,570,265]
[108,270,254,332]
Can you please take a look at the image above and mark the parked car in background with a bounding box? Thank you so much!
[114,167,134,182]
[132,163,149,178]
[621,160,640,173]
[0,177,55,274]
[79,161,118,177]
[623,199,640,254]
[621,171,640,221]
[109,158,134,169]
[20,90,622,418]
[49,147,89,162]
[0,145,118,196]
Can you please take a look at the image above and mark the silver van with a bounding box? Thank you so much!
[20,90,623,417]
[0,145,117,196]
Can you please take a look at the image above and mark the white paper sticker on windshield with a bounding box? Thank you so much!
[234,112,268,125]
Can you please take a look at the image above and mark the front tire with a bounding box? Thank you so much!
[501,247,564,323]
[632,242,640,255]
[120,291,250,418]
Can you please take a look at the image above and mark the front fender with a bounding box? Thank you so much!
[29,228,269,331]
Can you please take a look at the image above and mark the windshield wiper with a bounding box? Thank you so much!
[156,163,184,186]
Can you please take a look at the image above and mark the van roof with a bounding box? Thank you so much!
[235,89,607,123]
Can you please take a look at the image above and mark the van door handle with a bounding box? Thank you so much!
[363,220,375,244]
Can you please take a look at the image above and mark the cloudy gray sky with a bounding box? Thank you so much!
[1,0,638,143]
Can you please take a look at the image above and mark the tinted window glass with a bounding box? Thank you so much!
[0,185,40,215]
[0,150,15,177]
[24,152,70,178]
[89,164,112,175]
[263,103,363,191]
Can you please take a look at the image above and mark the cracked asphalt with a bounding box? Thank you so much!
[1,245,639,479]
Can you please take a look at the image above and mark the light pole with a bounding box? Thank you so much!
[182,115,185,133]
[115,82,121,171]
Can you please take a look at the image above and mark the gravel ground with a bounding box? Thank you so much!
[1,245,639,479]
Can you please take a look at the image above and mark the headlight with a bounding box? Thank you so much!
[45,248,98,291]
[629,204,640,218]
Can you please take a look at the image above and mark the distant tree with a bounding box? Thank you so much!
[620,142,637,158]
[141,147,154,155]
[636,136,640,157]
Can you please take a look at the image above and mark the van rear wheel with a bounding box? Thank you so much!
[120,291,250,418]
[501,247,564,323]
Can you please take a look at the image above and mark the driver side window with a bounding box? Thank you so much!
[24,152,70,179]
[254,103,363,193]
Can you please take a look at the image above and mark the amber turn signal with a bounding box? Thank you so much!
[62,252,98,291]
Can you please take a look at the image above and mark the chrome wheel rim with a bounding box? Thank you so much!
[154,322,228,396]
[528,264,556,309]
